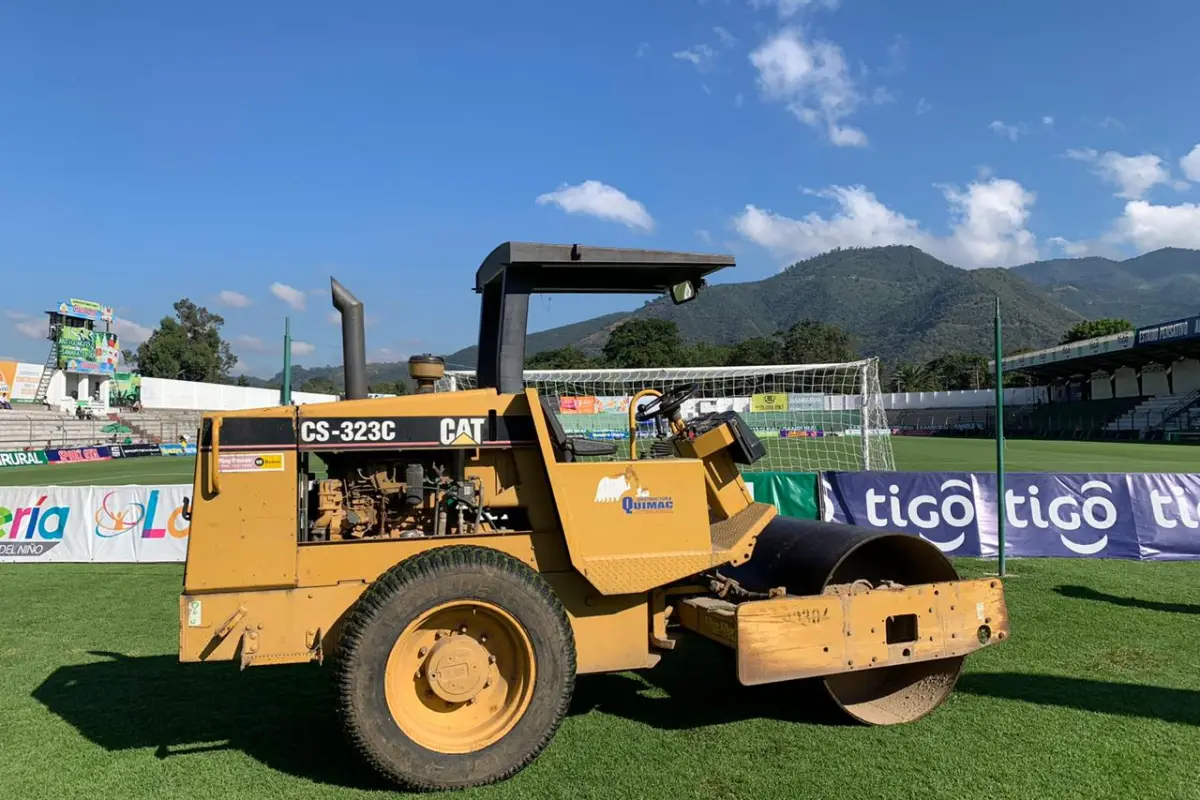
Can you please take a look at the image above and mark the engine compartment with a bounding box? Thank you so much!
[305,452,514,542]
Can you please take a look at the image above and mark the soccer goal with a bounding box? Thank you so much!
[436,359,895,473]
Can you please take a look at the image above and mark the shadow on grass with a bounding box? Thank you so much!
[958,673,1200,726]
[32,650,391,792]
[32,641,844,791]
[569,638,849,729]
[1054,585,1200,615]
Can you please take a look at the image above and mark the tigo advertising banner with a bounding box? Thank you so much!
[821,471,1200,560]
[0,485,190,562]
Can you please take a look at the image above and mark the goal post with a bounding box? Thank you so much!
[437,359,895,473]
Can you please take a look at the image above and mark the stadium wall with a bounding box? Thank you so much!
[139,377,337,410]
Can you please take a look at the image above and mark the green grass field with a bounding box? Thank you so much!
[2,559,1198,800]
[0,437,1196,488]
[2,438,1199,799]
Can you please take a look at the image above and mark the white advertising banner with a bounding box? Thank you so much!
[0,485,190,563]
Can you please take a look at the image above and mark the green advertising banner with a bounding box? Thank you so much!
[111,372,142,407]
[742,471,820,520]
[57,328,120,374]
[0,450,49,469]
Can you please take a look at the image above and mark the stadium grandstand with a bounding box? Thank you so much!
[981,314,1200,442]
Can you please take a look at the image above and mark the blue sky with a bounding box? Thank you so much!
[3,0,1199,375]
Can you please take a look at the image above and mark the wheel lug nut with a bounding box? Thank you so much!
[458,624,468,634]
[418,647,428,657]
[488,654,497,664]
[480,634,488,644]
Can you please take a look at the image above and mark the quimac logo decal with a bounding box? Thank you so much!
[594,467,674,514]
[0,496,69,556]
[94,490,190,539]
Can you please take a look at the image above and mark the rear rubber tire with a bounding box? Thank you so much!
[336,545,576,791]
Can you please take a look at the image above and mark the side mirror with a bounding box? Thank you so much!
[670,280,700,305]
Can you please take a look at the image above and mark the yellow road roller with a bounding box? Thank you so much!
[178,242,1009,790]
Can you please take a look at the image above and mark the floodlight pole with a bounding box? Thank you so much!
[281,316,293,406]
[993,296,1006,577]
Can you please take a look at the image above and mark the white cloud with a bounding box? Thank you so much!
[733,176,1039,269]
[1111,200,1200,251]
[884,35,907,74]
[696,229,713,244]
[270,282,307,311]
[750,0,839,18]
[216,289,252,309]
[1043,115,1054,127]
[113,317,153,345]
[535,180,656,231]
[989,120,1021,141]
[750,27,867,147]
[635,42,650,58]
[290,340,316,357]
[4,310,29,320]
[713,26,738,48]
[14,319,44,339]
[673,44,717,70]
[915,97,931,116]
[938,179,1038,267]
[235,334,267,352]
[1066,148,1172,199]
[1180,144,1200,183]
[1100,116,1126,131]
[1047,236,1091,257]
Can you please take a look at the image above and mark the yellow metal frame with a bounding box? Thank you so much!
[677,577,1010,685]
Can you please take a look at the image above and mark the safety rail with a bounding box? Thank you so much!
[1154,389,1200,430]
[0,409,201,451]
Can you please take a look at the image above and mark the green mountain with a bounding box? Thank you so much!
[1010,247,1200,324]
[560,245,1084,367]
[273,245,1200,387]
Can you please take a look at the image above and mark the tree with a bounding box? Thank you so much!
[778,319,855,364]
[727,337,781,366]
[925,351,989,391]
[369,380,409,395]
[526,346,597,370]
[131,299,238,383]
[1060,318,1134,344]
[684,341,733,367]
[889,363,939,392]
[235,375,250,387]
[300,376,338,394]
[601,319,686,368]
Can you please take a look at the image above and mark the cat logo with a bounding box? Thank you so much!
[440,417,485,446]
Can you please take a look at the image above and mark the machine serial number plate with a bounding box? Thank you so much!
[296,416,535,448]
[299,419,398,444]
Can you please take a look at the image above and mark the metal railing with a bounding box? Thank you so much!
[0,411,199,451]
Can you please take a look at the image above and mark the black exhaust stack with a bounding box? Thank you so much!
[331,278,368,401]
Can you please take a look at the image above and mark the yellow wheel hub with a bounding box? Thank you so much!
[385,600,535,754]
[425,635,490,703]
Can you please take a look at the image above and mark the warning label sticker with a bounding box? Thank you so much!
[218,453,285,473]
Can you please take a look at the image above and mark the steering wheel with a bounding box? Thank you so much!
[635,384,697,423]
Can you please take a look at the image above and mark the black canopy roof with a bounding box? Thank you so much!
[473,242,737,393]
[475,242,735,294]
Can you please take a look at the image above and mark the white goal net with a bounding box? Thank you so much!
[436,359,894,473]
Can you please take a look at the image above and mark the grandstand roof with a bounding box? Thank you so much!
[991,314,1200,380]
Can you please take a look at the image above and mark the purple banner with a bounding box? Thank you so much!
[821,471,1200,561]
[821,471,984,557]
[1131,473,1200,561]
